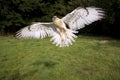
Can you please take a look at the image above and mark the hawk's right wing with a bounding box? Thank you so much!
[16,22,56,39]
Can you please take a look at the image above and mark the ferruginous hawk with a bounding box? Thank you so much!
[16,7,104,47]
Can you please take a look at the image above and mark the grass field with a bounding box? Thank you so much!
[0,35,120,80]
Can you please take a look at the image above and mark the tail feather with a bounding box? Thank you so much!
[50,29,78,47]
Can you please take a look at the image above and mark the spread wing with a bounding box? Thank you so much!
[16,22,56,39]
[15,22,78,47]
[62,7,105,30]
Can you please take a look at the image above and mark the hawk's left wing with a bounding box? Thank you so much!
[62,7,105,30]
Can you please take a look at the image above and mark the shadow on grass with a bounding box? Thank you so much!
[8,71,21,80]
[32,60,58,68]
[0,70,22,80]
[107,41,120,47]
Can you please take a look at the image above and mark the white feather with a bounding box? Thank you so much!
[50,29,78,47]
[62,7,105,30]
[16,6,104,47]
[16,22,54,39]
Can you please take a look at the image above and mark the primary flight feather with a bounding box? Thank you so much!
[16,6,104,47]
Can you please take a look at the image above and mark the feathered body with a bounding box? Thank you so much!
[16,7,104,47]
[52,16,69,41]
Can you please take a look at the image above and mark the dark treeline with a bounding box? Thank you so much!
[0,0,120,38]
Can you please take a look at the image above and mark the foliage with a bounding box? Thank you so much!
[0,0,120,37]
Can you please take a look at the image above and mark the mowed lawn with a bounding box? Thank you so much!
[0,35,120,80]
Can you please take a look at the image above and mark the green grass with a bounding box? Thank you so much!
[0,35,120,80]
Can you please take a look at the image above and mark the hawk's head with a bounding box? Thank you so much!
[52,16,59,22]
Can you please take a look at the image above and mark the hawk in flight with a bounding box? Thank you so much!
[16,7,104,47]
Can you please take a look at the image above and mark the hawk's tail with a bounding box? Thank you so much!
[50,29,78,47]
